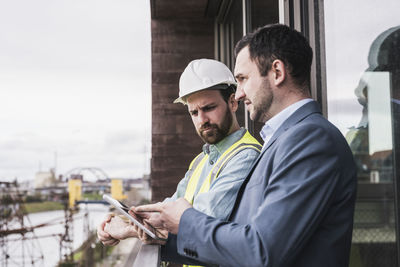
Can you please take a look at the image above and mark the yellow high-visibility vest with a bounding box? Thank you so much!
[182,130,261,267]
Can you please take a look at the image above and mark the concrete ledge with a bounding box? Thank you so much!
[132,243,160,267]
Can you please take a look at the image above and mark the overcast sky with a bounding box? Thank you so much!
[0,0,151,182]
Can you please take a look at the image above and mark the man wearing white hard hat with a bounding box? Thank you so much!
[97,59,261,258]
[166,58,261,218]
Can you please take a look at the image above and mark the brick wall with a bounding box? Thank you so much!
[151,18,214,202]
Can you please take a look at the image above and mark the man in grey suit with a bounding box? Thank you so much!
[135,24,357,267]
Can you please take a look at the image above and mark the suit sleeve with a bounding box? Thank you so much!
[161,234,211,265]
[176,124,348,266]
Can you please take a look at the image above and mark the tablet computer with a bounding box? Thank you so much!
[103,194,167,241]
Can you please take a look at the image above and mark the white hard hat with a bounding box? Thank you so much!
[174,59,237,104]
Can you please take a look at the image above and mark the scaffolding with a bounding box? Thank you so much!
[0,181,44,267]
[0,181,79,267]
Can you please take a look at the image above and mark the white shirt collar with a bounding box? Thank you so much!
[260,98,313,148]
[392,98,400,105]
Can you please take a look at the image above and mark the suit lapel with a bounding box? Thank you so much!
[228,101,322,220]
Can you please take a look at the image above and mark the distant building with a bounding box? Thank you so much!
[120,176,151,204]
[34,169,56,188]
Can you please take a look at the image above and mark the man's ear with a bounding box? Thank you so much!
[271,59,286,86]
[229,93,238,112]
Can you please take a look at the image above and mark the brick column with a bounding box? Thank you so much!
[151,18,214,202]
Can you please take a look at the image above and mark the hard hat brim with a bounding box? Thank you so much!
[173,82,236,104]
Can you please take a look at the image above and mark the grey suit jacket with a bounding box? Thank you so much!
[163,101,357,267]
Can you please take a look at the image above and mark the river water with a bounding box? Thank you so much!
[2,203,110,267]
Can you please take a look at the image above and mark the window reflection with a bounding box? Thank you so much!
[347,71,394,183]
[325,1,400,265]
[351,26,400,267]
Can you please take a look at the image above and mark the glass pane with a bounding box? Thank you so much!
[218,0,245,128]
[251,0,279,30]
[250,0,279,140]
[324,1,400,266]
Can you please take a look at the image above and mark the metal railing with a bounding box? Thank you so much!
[132,243,160,267]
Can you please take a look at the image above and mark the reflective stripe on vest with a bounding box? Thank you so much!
[183,130,261,204]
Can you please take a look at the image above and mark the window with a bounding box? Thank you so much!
[324,1,400,265]
[214,0,278,139]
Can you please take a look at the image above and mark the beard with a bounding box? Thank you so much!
[251,78,274,123]
[198,107,233,144]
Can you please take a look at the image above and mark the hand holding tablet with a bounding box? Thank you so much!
[102,194,167,241]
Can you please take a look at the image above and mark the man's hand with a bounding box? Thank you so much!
[134,222,168,245]
[97,214,120,246]
[129,206,168,245]
[134,198,192,234]
[104,214,138,240]
[130,208,163,228]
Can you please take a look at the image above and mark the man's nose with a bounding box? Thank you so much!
[198,111,209,124]
[235,86,245,101]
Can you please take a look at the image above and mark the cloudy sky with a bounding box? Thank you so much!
[0,0,151,182]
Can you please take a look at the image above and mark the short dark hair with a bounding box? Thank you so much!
[219,85,236,103]
[235,24,313,89]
